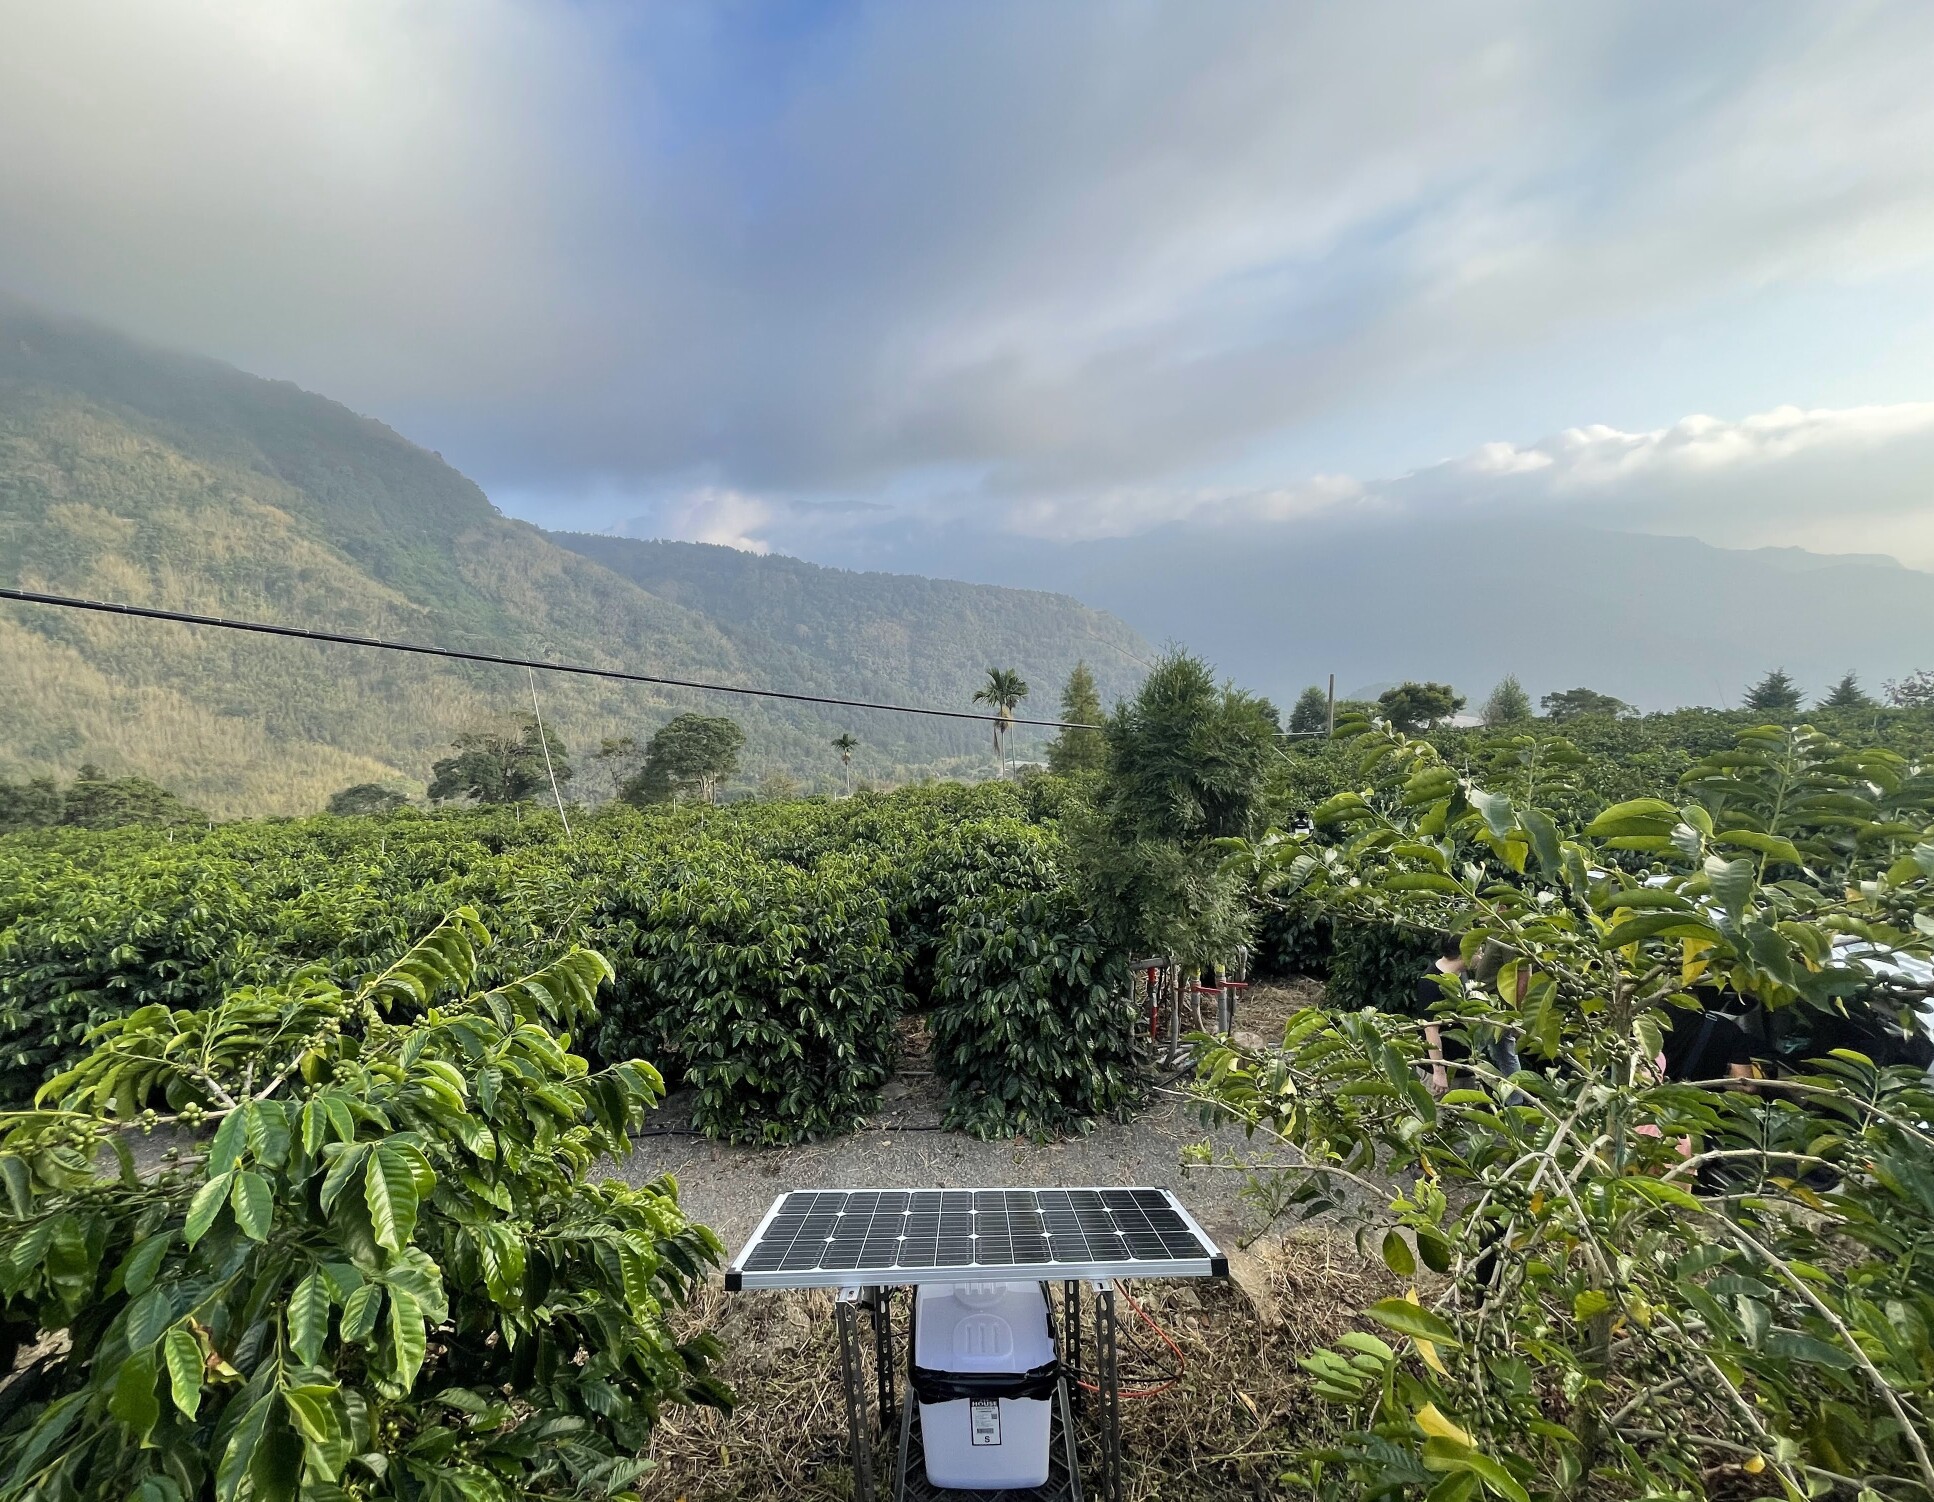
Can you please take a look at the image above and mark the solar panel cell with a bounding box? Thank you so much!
[725,1186,1226,1290]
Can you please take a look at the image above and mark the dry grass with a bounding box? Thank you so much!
[1231,978,1327,1051]
[641,1229,1397,1501]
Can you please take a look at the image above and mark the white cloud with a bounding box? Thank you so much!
[1407,401,1934,565]
[662,488,774,554]
[6,1,1934,514]
[1498,402,1934,487]
[979,399,1934,568]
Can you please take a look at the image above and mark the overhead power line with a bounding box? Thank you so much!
[0,587,1103,731]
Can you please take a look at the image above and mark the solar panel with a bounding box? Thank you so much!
[724,1186,1226,1290]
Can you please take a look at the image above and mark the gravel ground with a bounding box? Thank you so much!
[616,1073,1267,1257]
[610,982,1332,1259]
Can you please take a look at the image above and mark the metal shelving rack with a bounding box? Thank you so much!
[834,1281,1125,1502]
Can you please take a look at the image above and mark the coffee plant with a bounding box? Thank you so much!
[931,887,1140,1139]
[0,786,1096,1141]
[1206,718,1934,1500]
[1325,921,1441,1013]
[0,910,728,1501]
[891,819,1060,1003]
[1250,899,1333,980]
[594,852,904,1142]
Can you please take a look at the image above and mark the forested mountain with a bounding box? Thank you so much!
[867,515,1934,715]
[0,300,1148,815]
[547,533,1146,723]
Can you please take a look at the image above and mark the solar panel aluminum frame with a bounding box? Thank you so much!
[723,1186,1228,1291]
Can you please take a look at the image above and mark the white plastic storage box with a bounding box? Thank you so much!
[910,1282,1058,1490]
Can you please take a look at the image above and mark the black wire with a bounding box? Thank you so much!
[0,587,1103,731]
[627,1121,952,1139]
[1059,1292,1186,1389]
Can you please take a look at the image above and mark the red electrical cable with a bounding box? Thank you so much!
[1073,1281,1187,1399]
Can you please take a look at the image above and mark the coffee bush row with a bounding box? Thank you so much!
[1,785,1144,1140]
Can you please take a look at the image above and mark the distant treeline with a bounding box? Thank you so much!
[0,765,206,835]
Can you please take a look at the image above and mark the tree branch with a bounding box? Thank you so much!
[1716,1215,1934,1494]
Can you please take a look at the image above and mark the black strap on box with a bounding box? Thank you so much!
[908,1358,1061,1404]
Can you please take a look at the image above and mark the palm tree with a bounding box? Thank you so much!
[831,732,858,797]
[972,667,1029,776]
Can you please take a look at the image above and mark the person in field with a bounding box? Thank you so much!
[1410,934,1468,1097]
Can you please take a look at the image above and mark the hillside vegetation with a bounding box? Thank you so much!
[0,301,1149,815]
[549,532,1146,735]
[6,667,1934,1495]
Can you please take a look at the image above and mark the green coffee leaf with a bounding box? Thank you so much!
[108,1348,160,1439]
[216,1394,273,1502]
[366,1143,422,1252]
[243,1100,290,1168]
[282,1384,340,1447]
[0,1156,30,1217]
[229,1169,272,1242]
[1584,799,1677,837]
[1421,1438,1529,1502]
[184,1170,235,1248]
[1764,1329,1857,1370]
[289,1271,330,1367]
[163,1326,203,1419]
[389,1287,427,1388]
[206,1108,249,1176]
[339,1283,382,1344]
[1366,1297,1460,1346]
[120,1232,173,1297]
[124,1286,174,1353]
[1713,830,1804,866]
[1704,854,1755,920]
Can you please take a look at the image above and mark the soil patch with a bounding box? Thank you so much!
[640,1230,1396,1501]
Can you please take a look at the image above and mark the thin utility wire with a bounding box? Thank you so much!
[0,587,1103,731]
[526,667,573,837]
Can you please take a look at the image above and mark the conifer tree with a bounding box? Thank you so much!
[1046,662,1107,774]
[1744,668,1804,712]
[1481,675,1533,725]
[1820,671,1872,710]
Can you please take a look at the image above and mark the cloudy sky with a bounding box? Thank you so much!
[5,1,1934,566]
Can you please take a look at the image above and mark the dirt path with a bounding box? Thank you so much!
[611,984,1330,1257]
[616,1071,1268,1257]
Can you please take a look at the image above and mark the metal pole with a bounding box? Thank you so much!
[1164,966,1181,1070]
[870,1287,896,1435]
[836,1291,877,1502]
[1064,1279,1083,1419]
[1097,1284,1123,1502]
[1327,672,1335,738]
[1057,1379,1086,1502]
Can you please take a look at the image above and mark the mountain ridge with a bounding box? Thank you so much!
[801,514,1934,715]
[0,301,1151,815]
